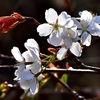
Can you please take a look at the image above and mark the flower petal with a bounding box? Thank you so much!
[24,39,40,61]
[70,42,82,57]
[88,23,100,37]
[79,10,92,26]
[22,51,33,62]
[26,62,41,74]
[30,79,39,95]
[58,11,70,25]
[37,23,52,36]
[81,32,91,46]
[63,38,73,48]
[37,74,45,81]
[25,46,40,61]
[47,32,62,46]
[57,47,68,60]
[65,19,74,28]
[93,16,100,24]
[11,46,24,62]
[72,18,82,36]
[24,39,39,51]
[45,8,58,23]
[15,63,25,76]
[20,70,34,80]
[20,79,30,90]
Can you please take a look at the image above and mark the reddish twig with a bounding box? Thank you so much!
[25,17,40,26]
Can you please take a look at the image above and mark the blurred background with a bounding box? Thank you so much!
[0,0,100,100]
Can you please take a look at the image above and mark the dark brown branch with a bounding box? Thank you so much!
[50,73,86,100]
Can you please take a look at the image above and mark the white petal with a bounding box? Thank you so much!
[65,28,77,38]
[79,10,92,26]
[37,23,52,36]
[24,39,39,51]
[15,63,25,76]
[88,23,100,37]
[26,62,41,74]
[24,40,40,61]
[70,42,82,57]
[20,70,34,80]
[11,47,24,62]
[30,79,39,95]
[72,18,82,36]
[93,16,100,24]
[20,79,30,90]
[37,74,45,81]
[22,51,33,62]
[47,32,62,46]
[65,19,74,28]
[57,47,68,60]
[70,29,78,38]
[81,32,91,46]
[58,11,70,25]
[63,38,73,48]
[25,46,40,61]
[45,8,58,23]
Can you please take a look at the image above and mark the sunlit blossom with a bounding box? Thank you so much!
[77,10,100,46]
[57,42,82,60]
[37,8,71,46]
[11,39,43,95]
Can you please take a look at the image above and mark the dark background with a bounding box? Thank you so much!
[0,0,100,100]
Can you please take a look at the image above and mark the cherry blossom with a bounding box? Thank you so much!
[77,10,100,46]
[57,42,82,60]
[37,8,71,46]
[11,39,43,95]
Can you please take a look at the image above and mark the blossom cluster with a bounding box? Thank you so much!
[37,8,100,60]
[11,39,44,95]
[10,8,100,96]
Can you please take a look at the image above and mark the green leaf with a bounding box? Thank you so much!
[55,74,68,91]
[60,74,68,83]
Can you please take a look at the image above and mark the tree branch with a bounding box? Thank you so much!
[45,68,100,74]
[68,51,100,72]
[50,73,86,100]
[25,17,40,26]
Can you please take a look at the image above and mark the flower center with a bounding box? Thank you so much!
[66,28,72,37]
[81,24,88,31]
[49,19,60,32]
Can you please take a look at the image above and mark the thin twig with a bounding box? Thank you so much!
[74,57,100,71]
[0,65,14,69]
[50,73,86,100]
[0,54,14,59]
[45,68,100,74]
[68,51,100,72]
[25,17,40,26]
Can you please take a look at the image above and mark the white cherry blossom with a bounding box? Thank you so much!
[77,10,100,46]
[37,8,71,46]
[11,39,43,95]
[19,70,39,95]
[57,42,82,60]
